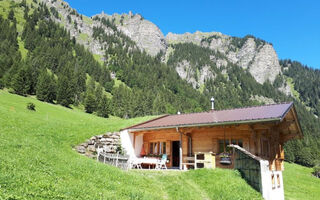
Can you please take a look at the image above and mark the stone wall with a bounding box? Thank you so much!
[75,132,121,159]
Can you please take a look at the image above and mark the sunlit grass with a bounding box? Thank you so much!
[283,162,320,200]
[0,90,262,199]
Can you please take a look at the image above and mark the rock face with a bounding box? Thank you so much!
[248,44,281,84]
[175,60,214,88]
[166,31,282,85]
[42,0,166,57]
[117,13,167,56]
[41,0,113,61]
[75,132,121,158]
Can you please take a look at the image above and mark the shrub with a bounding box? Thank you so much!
[26,103,36,111]
[313,165,320,178]
[0,79,3,89]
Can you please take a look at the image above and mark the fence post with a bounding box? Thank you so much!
[115,152,119,167]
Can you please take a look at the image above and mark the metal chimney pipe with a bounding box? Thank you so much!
[211,97,215,110]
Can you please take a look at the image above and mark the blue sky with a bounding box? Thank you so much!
[65,0,320,69]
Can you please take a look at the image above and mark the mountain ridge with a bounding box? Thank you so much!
[40,0,282,86]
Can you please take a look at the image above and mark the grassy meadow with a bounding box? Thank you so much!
[283,162,320,200]
[0,90,318,199]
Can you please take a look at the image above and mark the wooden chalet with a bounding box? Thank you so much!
[120,101,302,200]
[121,102,302,171]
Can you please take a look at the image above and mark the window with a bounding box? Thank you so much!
[219,139,243,153]
[149,142,166,155]
[225,139,231,152]
[149,143,154,154]
[231,139,243,147]
[238,140,243,147]
[154,142,158,154]
[159,142,166,154]
[219,140,225,153]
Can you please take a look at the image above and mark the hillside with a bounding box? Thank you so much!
[0,90,262,199]
[283,162,320,200]
[1,90,319,199]
[0,0,319,167]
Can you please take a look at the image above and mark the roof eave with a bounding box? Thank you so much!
[127,117,282,132]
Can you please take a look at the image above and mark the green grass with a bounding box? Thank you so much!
[283,162,320,200]
[0,90,262,199]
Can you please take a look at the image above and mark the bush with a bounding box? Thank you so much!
[313,165,320,178]
[26,103,36,111]
[0,79,3,89]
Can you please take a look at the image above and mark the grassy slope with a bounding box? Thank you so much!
[0,90,261,199]
[283,162,320,200]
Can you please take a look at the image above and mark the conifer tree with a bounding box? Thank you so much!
[56,67,75,107]
[84,78,97,113]
[8,9,15,21]
[97,94,110,118]
[84,92,97,113]
[95,84,103,103]
[12,66,30,96]
[36,69,56,103]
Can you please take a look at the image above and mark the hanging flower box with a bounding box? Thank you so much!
[219,153,232,165]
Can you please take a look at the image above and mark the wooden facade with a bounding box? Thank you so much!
[131,107,302,171]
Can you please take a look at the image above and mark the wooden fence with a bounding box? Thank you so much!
[229,144,262,193]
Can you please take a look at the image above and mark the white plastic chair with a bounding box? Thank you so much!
[129,155,143,169]
[156,154,167,170]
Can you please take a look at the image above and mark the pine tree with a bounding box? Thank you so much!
[111,84,131,118]
[56,68,75,107]
[8,9,15,21]
[97,94,110,118]
[84,78,97,113]
[95,84,103,103]
[12,66,30,96]
[36,70,56,103]
[84,92,97,113]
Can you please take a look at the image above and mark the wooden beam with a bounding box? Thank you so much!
[133,133,136,149]
[280,131,299,143]
[290,108,303,138]
[278,120,295,130]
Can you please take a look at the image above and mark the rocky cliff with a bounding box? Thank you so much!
[42,0,283,90]
[166,31,282,85]
[41,0,166,59]
[114,12,167,57]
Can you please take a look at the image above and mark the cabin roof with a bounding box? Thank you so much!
[123,102,295,131]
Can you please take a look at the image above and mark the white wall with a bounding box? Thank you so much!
[134,135,144,157]
[260,160,284,200]
[120,130,135,159]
